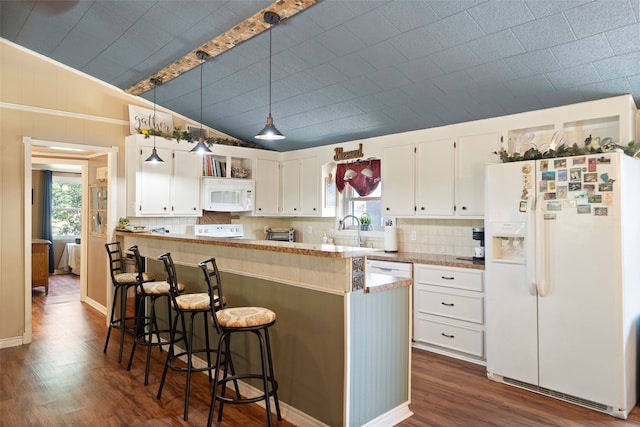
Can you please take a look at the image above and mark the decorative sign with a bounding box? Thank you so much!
[128,104,174,135]
[334,143,364,161]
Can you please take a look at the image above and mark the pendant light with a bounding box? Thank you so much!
[190,50,213,154]
[145,77,164,163]
[255,11,285,141]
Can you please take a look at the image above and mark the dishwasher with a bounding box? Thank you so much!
[366,259,412,279]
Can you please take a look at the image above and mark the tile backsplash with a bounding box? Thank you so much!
[128,215,483,257]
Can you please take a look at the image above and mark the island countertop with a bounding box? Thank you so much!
[115,230,378,258]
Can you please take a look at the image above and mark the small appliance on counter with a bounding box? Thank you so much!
[472,226,485,262]
[194,224,244,238]
[265,228,295,242]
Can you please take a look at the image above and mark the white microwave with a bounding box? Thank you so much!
[201,177,254,212]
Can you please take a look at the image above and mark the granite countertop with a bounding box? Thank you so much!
[115,231,484,270]
[115,230,378,258]
[364,273,413,294]
[367,251,485,270]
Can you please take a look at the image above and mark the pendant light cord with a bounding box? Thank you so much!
[200,57,204,134]
[268,24,272,117]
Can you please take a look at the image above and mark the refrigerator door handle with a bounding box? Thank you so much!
[526,195,536,296]
[535,194,549,297]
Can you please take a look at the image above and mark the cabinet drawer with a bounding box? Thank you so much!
[416,288,484,324]
[415,316,484,357]
[415,264,483,292]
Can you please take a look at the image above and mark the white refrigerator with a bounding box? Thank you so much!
[484,150,640,419]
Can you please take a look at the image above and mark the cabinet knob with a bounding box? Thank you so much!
[163,207,167,211]
[420,207,425,210]
[258,208,262,211]
[193,207,197,211]
[462,206,467,210]
[385,207,390,211]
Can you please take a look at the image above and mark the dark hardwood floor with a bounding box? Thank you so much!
[2,274,640,426]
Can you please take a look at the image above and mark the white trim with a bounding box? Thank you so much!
[0,336,25,349]
[23,137,118,347]
[360,403,413,427]
[84,296,107,316]
[2,102,129,126]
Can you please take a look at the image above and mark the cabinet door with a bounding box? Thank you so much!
[139,146,172,215]
[381,144,415,216]
[300,157,320,215]
[416,139,455,216]
[457,132,500,216]
[282,159,301,215]
[172,150,202,216]
[254,159,280,215]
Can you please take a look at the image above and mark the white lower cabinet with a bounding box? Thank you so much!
[413,264,485,364]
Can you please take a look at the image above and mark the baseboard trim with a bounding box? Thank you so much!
[0,336,25,349]
[361,402,413,427]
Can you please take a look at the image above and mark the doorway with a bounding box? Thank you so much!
[23,137,117,345]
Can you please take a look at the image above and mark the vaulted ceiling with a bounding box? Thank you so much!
[2,0,640,152]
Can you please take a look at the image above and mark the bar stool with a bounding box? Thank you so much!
[103,242,156,363]
[156,252,227,421]
[200,257,281,427]
[126,245,184,385]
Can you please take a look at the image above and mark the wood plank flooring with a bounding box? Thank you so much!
[2,274,640,426]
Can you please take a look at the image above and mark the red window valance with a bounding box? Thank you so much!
[335,159,381,197]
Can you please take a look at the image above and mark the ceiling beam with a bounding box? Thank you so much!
[125,0,318,96]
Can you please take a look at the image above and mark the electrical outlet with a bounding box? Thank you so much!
[411,231,417,241]
[307,226,313,235]
[263,226,269,233]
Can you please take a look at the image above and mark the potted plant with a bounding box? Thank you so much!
[359,213,371,231]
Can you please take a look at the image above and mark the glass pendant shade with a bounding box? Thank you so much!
[255,114,285,140]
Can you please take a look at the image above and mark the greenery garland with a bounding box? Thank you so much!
[136,127,269,150]
[495,140,639,163]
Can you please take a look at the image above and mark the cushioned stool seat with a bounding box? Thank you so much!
[156,252,228,421]
[201,258,281,427]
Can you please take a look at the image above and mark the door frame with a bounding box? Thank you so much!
[23,137,118,344]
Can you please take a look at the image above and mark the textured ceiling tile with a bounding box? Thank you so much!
[578,77,633,103]
[425,11,486,49]
[344,9,401,45]
[504,75,555,97]
[331,53,377,79]
[550,34,614,68]
[388,27,443,60]
[524,0,592,18]
[627,75,640,104]
[426,0,489,18]
[545,64,601,89]
[536,90,586,109]
[341,76,382,97]
[358,41,408,70]
[465,30,525,63]
[305,63,350,86]
[290,38,337,67]
[429,44,483,74]
[504,49,562,78]
[401,81,446,102]
[593,51,640,79]
[305,1,368,30]
[511,12,575,50]
[369,67,413,90]
[605,24,640,55]
[315,25,366,57]
[378,1,439,30]
[432,70,477,94]
[564,0,637,39]
[0,1,31,40]
[467,0,534,34]
[395,56,444,83]
[466,60,518,85]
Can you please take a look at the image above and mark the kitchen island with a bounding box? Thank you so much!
[116,231,413,427]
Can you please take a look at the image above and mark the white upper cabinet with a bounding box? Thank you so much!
[382,144,416,216]
[137,145,173,215]
[254,158,280,216]
[456,132,501,216]
[126,135,201,217]
[281,157,321,216]
[300,157,320,215]
[416,139,455,216]
[172,150,202,215]
[282,159,301,215]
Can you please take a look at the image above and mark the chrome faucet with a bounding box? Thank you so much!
[339,214,364,247]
